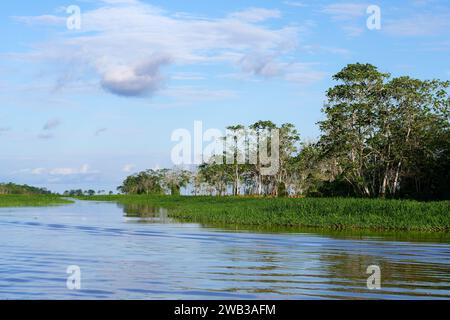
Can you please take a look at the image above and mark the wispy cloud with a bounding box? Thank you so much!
[28,164,98,176]
[322,3,368,21]
[43,118,61,130]
[122,164,135,173]
[12,15,66,26]
[321,2,368,36]
[37,133,54,140]
[37,118,61,139]
[283,1,307,8]
[12,1,320,98]
[384,13,450,36]
[229,8,282,23]
[31,168,46,175]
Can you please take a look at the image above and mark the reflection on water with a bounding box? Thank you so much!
[0,200,449,299]
[121,203,174,224]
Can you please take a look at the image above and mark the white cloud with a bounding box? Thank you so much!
[49,164,95,176]
[123,164,135,173]
[283,2,307,8]
[238,54,326,83]
[31,168,46,175]
[322,3,368,21]
[321,2,368,37]
[13,15,66,26]
[239,54,282,77]
[25,164,97,176]
[13,1,320,98]
[229,8,282,23]
[384,13,450,36]
[100,55,171,96]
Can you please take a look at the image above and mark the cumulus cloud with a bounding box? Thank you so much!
[100,55,171,97]
[13,1,321,98]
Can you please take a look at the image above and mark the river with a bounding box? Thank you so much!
[1,200,449,299]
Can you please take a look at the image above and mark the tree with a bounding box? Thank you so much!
[226,124,245,196]
[319,63,450,198]
[250,120,277,195]
[160,168,191,195]
[117,170,164,195]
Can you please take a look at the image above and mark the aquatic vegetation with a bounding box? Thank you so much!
[0,195,73,207]
[78,195,450,232]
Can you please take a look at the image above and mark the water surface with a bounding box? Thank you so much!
[1,200,450,299]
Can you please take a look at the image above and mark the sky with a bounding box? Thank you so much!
[0,0,449,193]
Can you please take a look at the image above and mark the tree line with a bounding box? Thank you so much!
[118,63,450,200]
[63,189,114,196]
[0,183,52,195]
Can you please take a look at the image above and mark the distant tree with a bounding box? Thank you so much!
[160,168,191,196]
[0,183,52,195]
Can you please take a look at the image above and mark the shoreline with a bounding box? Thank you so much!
[1,194,448,233]
[0,195,73,207]
[79,195,450,233]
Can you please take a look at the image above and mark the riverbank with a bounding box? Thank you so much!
[0,195,73,207]
[78,195,450,232]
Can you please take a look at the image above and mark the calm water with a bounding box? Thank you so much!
[1,200,450,300]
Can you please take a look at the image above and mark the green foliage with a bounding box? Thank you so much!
[117,168,191,195]
[277,182,288,197]
[0,195,73,207]
[318,63,450,199]
[0,183,52,195]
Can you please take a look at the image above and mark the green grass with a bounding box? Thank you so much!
[78,195,450,232]
[0,194,73,207]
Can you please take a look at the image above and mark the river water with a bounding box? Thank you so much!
[1,200,450,299]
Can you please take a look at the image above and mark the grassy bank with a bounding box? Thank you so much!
[78,195,450,232]
[0,195,73,207]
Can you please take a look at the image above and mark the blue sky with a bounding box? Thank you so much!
[1,0,449,192]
